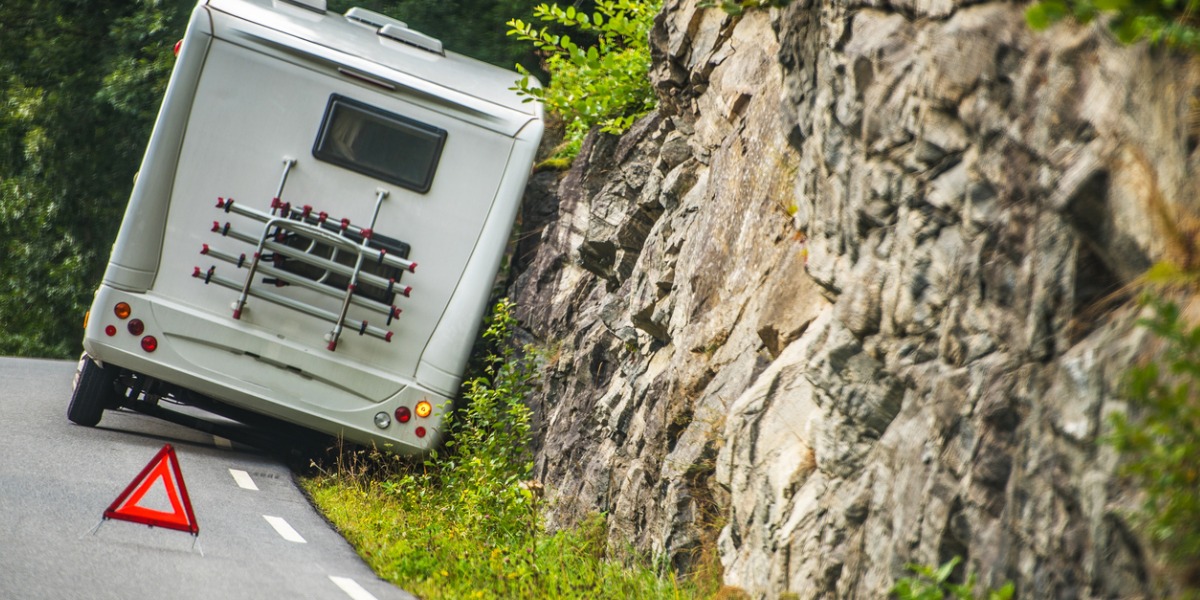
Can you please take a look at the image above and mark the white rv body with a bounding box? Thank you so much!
[74,0,543,453]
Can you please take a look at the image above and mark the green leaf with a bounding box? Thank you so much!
[933,557,961,583]
[1113,15,1146,43]
[1026,0,1069,29]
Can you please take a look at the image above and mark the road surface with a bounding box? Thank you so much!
[0,357,415,600]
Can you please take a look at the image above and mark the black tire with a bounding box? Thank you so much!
[68,355,119,427]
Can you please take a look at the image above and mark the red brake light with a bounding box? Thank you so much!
[141,336,158,353]
[395,406,411,423]
[128,319,145,336]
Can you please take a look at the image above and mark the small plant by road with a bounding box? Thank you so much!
[1109,298,1200,590]
[891,556,1014,600]
[305,299,695,598]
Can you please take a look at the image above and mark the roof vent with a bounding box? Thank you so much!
[379,24,444,56]
[345,7,407,29]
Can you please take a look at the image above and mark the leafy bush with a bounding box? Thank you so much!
[507,1,660,160]
[306,300,694,598]
[1109,298,1200,577]
[1026,0,1200,51]
[891,557,1014,600]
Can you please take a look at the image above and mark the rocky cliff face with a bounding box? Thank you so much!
[508,0,1199,597]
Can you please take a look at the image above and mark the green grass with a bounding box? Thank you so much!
[304,476,695,599]
[302,300,711,599]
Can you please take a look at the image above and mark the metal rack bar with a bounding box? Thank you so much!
[327,189,389,351]
[210,221,412,297]
[193,267,393,342]
[202,158,413,352]
[216,197,416,273]
[201,244,402,322]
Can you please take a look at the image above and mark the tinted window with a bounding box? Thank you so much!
[313,95,446,193]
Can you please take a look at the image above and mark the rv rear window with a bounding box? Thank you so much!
[313,95,446,193]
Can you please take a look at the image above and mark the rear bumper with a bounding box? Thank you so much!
[84,284,447,453]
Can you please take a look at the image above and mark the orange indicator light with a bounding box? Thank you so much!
[415,401,432,418]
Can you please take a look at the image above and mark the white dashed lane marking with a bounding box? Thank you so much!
[229,469,259,491]
[263,515,307,543]
[213,435,233,449]
[329,576,379,600]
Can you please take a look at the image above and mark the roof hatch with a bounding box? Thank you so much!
[378,23,444,56]
[344,7,407,30]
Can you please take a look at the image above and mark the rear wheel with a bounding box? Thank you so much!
[68,355,120,427]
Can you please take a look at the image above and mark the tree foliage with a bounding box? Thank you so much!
[0,0,191,357]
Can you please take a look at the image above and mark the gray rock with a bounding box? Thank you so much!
[508,0,1196,597]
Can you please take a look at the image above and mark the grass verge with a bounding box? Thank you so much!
[302,299,703,599]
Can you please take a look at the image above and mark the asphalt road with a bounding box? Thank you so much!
[0,357,416,600]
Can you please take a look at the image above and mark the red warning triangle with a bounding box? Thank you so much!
[104,443,199,535]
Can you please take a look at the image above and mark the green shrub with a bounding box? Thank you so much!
[891,557,1014,600]
[1109,298,1200,576]
[1026,0,1200,51]
[507,0,660,160]
[305,299,694,598]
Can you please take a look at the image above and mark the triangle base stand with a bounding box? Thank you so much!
[80,518,204,556]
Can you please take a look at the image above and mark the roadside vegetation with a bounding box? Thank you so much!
[304,300,712,598]
[1108,297,1200,593]
[508,0,660,163]
[890,557,1013,600]
[1026,0,1200,51]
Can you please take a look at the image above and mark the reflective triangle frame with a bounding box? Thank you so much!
[103,443,199,535]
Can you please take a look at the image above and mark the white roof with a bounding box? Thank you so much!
[206,0,539,119]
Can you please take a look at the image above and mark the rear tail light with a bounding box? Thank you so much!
[395,406,411,423]
[415,427,426,438]
[127,319,145,336]
[105,325,117,337]
[141,336,158,353]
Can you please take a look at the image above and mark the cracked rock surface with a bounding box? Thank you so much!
[508,0,1199,597]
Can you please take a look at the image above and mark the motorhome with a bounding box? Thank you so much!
[68,0,544,454]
